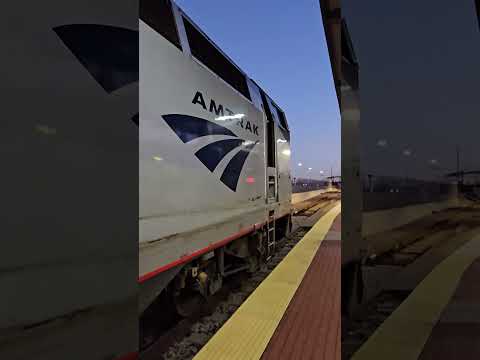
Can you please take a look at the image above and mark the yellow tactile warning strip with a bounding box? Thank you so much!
[352,233,480,360]
[193,203,341,360]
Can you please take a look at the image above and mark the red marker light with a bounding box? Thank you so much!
[246,176,255,184]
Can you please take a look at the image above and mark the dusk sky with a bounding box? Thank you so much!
[343,0,480,182]
[176,0,340,179]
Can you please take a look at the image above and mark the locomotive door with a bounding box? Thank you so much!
[260,91,278,203]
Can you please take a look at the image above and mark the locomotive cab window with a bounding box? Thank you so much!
[272,103,290,141]
[183,17,251,101]
[140,0,182,50]
[268,101,281,127]
[275,107,289,131]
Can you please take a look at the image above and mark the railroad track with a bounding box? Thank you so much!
[293,191,341,216]
[140,198,339,360]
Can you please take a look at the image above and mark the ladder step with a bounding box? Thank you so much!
[266,210,276,260]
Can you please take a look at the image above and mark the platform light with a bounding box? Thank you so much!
[298,162,303,166]
[308,167,312,171]
[282,149,291,156]
[377,139,387,147]
[215,113,245,121]
[319,170,324,174]
[153,156,163,161]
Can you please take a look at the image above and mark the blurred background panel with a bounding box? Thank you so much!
[339,0,480,358]
[0,1,138,359]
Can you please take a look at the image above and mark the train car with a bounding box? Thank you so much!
[139,0,292,317]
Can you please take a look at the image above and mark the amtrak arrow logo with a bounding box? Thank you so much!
[163,114,257,192]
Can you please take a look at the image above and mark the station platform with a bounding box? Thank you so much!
[352,233,480,360]
[193,203,341,360]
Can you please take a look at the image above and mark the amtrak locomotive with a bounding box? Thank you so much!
[139,0,293,320]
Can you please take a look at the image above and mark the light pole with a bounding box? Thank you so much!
[403,148,412,181]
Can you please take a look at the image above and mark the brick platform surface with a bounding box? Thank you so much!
[262,215,341,360]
